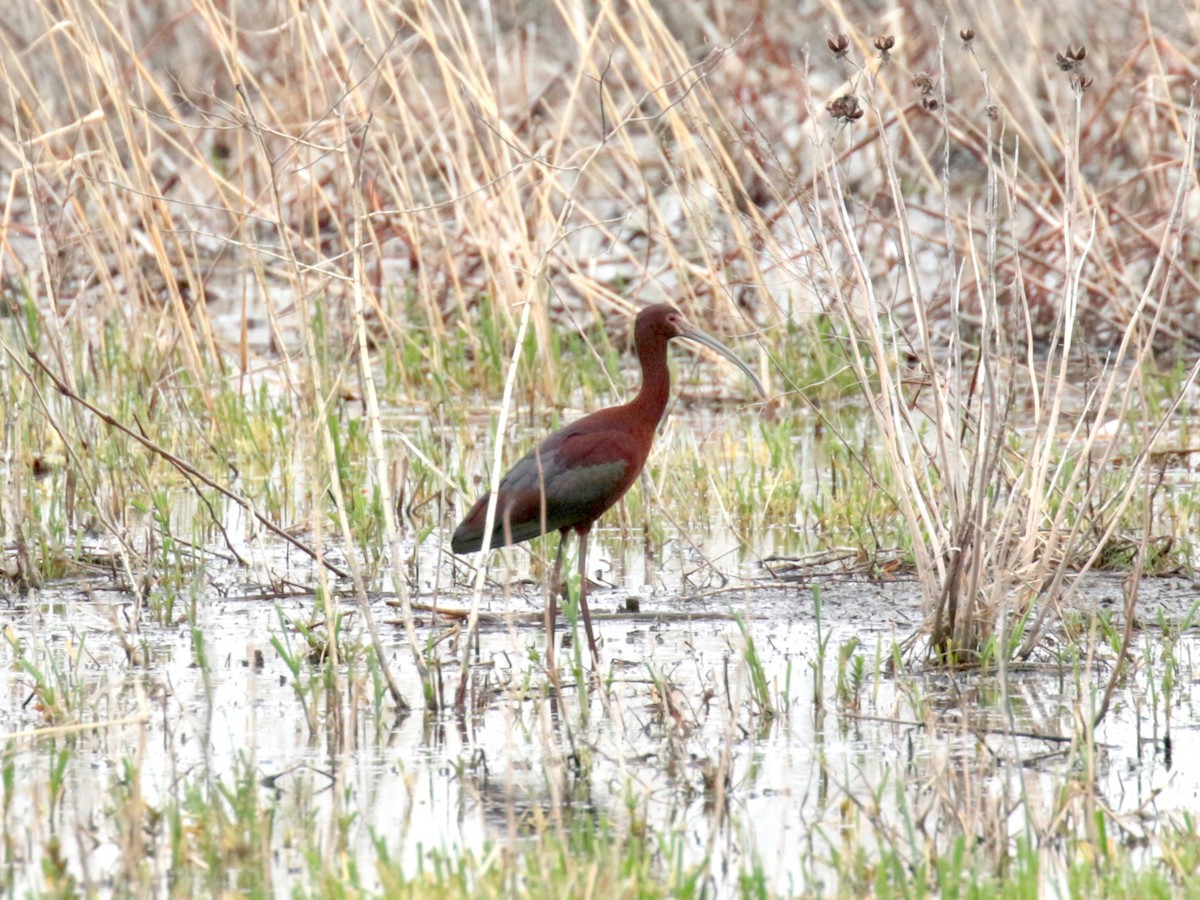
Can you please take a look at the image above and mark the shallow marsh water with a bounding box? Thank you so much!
[3,538,1199,895]
[3,383,1199,894]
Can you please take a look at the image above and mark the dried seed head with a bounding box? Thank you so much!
[1056,44,1088,72]
[826,94,864,121]
[986,104,1000,120]
[827,33,850,59]
[959,27,975,45]
[874,35,895,60]
[911,70,938,111]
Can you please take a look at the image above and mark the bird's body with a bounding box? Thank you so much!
[452,303,762,668]
[451,384,662,556]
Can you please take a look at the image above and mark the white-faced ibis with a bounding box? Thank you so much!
[452,303,763,668]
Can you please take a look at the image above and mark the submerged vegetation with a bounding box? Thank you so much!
[2,0,1199,894]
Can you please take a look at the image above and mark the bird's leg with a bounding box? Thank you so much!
[546,529,569,671]
[576,526,600,668]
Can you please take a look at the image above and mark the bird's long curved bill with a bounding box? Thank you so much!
[679,324,765,398]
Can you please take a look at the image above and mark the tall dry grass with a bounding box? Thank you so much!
[0,0,783,707]
[1,0,1197,705]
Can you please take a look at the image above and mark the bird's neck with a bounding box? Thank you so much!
[628,333,671,431]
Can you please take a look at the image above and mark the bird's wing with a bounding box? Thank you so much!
[498,427,634,524]
[452,414,643,552]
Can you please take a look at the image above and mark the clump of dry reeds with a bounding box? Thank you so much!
[773,19,1199,669]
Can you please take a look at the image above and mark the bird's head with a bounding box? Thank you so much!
[635,303,689,341]
[633,304,764,397]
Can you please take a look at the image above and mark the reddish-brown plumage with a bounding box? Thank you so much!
[452,303,763,668]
